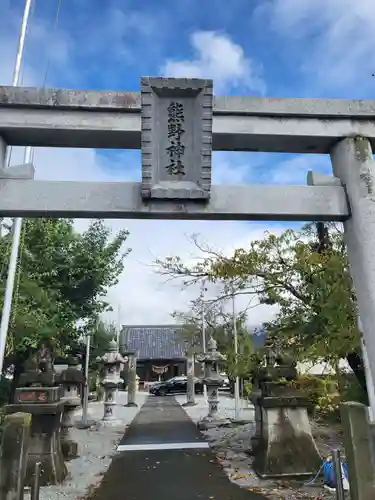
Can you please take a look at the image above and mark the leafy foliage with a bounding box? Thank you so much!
[89,320,117,371]
[0,218,130,371]
[156,224,363,388]
[172,296,259,379]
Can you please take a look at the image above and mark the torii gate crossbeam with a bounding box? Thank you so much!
[1,77,375,406]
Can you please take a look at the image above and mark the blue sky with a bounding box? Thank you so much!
[1,0,374,325]
[5,0,373,186]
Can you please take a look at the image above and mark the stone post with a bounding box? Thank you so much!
[197,337,227,430]
[340,401,375,500]
[59,356,83,459]
[99,338,126,424]
[331,138,375,395]
[183,352,196,407]
[5,349,67,486]
[124,352,138,407]
[0,412,31,500]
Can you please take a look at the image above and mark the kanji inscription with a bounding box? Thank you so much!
[165,101,186,176]
[141,76,213,200]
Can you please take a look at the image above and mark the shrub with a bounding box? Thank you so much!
[289,375,326,407]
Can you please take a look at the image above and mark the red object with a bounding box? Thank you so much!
[19,391,36,401]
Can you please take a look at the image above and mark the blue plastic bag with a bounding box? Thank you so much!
[323,456,349,489]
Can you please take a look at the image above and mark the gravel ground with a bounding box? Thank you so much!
[177,395,348,500]
[24,391,148,500]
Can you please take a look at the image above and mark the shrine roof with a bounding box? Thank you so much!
[120,325,186,360]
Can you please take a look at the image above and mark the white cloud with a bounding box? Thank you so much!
[161,31,266,94]
[0,8,282,330]
[269,155,331,185]
[259,0,375,94]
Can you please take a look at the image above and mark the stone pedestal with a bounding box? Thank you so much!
[59,357,83,459]
[6,388,67,486]
[102,381,120,423]
[99,339,126,425]
[5,348,68,486]
[252,379,321,479]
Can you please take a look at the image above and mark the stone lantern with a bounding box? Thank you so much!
[5,347,67,485]
[250,345,321,478]
[59,356,84,458]
[197,337,228,429]
[99,338,126,424]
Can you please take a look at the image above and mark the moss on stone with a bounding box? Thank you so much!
[4,411,32,428]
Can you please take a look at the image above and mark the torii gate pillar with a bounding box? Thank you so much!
[331,137,375,393]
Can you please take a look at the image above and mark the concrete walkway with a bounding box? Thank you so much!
[86,396,268,500]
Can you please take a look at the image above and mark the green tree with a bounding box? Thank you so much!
[89,320,117,371]
[172,296,258,381]
[0,218,130,392]
[156,225,365,392]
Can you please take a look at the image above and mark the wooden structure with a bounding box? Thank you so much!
[120,325,191,383]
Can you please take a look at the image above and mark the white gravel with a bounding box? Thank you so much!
[24,391,148,500]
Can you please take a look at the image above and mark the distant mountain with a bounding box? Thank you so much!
[251,327,268,349]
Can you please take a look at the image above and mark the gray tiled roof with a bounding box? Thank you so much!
[120,325,187,360]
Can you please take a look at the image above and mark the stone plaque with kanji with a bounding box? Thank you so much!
[141,77,213,200]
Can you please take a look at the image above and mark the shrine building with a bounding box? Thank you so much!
[119,325,198,385]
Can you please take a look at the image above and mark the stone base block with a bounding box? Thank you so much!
[253,405,321,479]
[182,401,197,407]
[124,402,138,407]
[61,439,78,460]
[5,402,67,486]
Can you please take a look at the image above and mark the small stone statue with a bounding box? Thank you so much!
[38,345,54,373]
[23,352,41,374]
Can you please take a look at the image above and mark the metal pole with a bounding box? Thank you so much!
[30,461,41,500]
[5,0,33,168]
[116,305,121,346]
[0,185,30,374]
[332,449,345,500]
[232,291,240,421]
[0,0,33,375]
[201,281,207,399]
[82,333,91,426]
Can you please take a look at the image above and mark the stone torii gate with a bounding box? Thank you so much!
[0,77,375,392]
